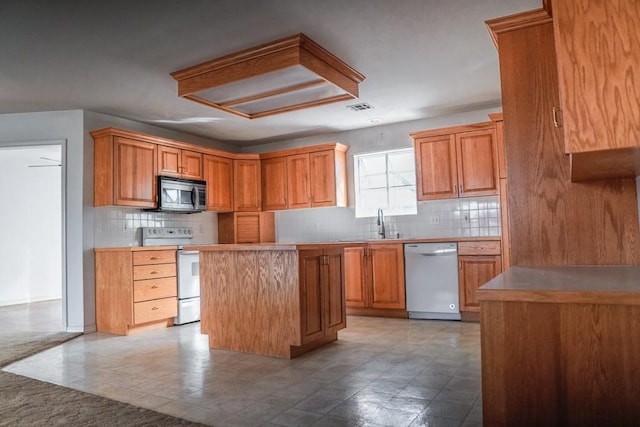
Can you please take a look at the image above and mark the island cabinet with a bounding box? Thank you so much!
[458,240,502,321]
[551,0,640,180]
[233,158,261,211]
[94,247,178,335]
[93,130,157,208]
[157,146,203,180]
[478,266,640,426]
[203,154,233,212]
[298,247,346,344]
[217,211,275,244]
[344,242,406,317]
[260,143,348,211]
[198,244,346,358]
[411,123,499,201]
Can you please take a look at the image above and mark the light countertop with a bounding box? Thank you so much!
[478,265,640,305]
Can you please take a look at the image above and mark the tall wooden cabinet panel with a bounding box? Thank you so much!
[414,135,458,200]
[487,9,640,266]
[298,247,346,345]
[261,157,288,211]
[113,137,157,208]
[344,243,406,316]
[233,159,261,211]
[157,146,203,180]
[310,150,340,207]
[203,154,233,212]
[287,154,311,209]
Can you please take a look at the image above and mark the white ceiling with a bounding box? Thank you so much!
[0,0,540,147]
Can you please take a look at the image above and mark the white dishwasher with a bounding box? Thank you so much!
[404,242,460,320]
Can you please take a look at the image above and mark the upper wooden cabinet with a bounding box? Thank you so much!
[549,0,640,180]
[157,146,203,180]
[261,144,348,211]
[93,131,157,208]
[411,123,499,201]
[233,159,261,211]
[261,157,288,211]
[203,154,233,212]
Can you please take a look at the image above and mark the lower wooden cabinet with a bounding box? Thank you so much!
[344,242,406,317]
[298,247,346,344]
[217,212,275,244]
[458,241,502,317]
[95,248,178,335]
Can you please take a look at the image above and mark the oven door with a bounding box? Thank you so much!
[177,250,200,299]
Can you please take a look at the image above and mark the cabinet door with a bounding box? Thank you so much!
[458,255,501,312]
[287,154,311,209]
[235,213,261,243]
[415,135,458,200]
[298,250,325,344]
[344,246,366,308]
[456,128,498,197]
[181,150,203,180]
[113,137,157,207]
[324,248,346,333]
[261,157,288,211]
[553,0,640,154]
[309,150,336,207]
[204,155,233,212]
[369,244,405,309]
[233,159,261,211]
[157,145,181,177]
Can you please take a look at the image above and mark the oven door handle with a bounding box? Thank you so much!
[178,250,199,256]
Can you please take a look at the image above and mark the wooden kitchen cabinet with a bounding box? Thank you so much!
[260,143,348,211]
[344,242,406,317]
[217,211,275,244]
[95,248,177,335]
[551,0,640,180]
[233,158,261,211]
[298,247,346,344]
[93,131,157,208]
[261,157,288,211]
[411,123,498,201]
[157,145,204,180]
[458,241,502,317]
[486,9,640,266]
[203,154,233,212]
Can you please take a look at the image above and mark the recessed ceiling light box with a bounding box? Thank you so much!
[171,33,365,119]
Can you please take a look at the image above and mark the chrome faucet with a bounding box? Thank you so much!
[377,208,385,239]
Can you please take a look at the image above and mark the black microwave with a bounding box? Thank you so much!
[152,175,207,213]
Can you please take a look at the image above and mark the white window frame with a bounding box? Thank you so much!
[353,148,417,218]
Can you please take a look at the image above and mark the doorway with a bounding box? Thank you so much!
[0,143,64,331]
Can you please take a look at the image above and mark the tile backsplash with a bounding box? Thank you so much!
[93,207,217,247]
[275,196,500,243]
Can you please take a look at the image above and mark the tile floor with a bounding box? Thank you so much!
[3,302,483,426]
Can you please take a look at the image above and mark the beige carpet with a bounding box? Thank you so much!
[0,331,208,426]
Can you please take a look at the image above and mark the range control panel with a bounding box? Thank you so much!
[141,227,193,246]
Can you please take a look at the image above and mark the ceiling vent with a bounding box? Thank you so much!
[346,102,374,112]
[171,34,365,120]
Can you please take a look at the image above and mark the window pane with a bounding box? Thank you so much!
[388,151,414,171]
[360,172,387,189]
[359,188,388,209]
[389,170,415,187]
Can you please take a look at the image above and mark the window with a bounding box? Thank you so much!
[354,148,417,218]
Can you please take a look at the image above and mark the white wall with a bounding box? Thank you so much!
[0,146,62,305]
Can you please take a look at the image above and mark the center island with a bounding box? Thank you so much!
[187,243,346,358]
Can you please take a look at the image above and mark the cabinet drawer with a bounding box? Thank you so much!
[133,250,176,266]
[133,263,176,281]
[458,240,501,256]
[134,297,177,325]
[133,277,177,302]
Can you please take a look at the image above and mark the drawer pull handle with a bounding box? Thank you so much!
[150,271,158,275]
[152,306,159,310]
[150,256,159,260]
[151,285,159,289]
